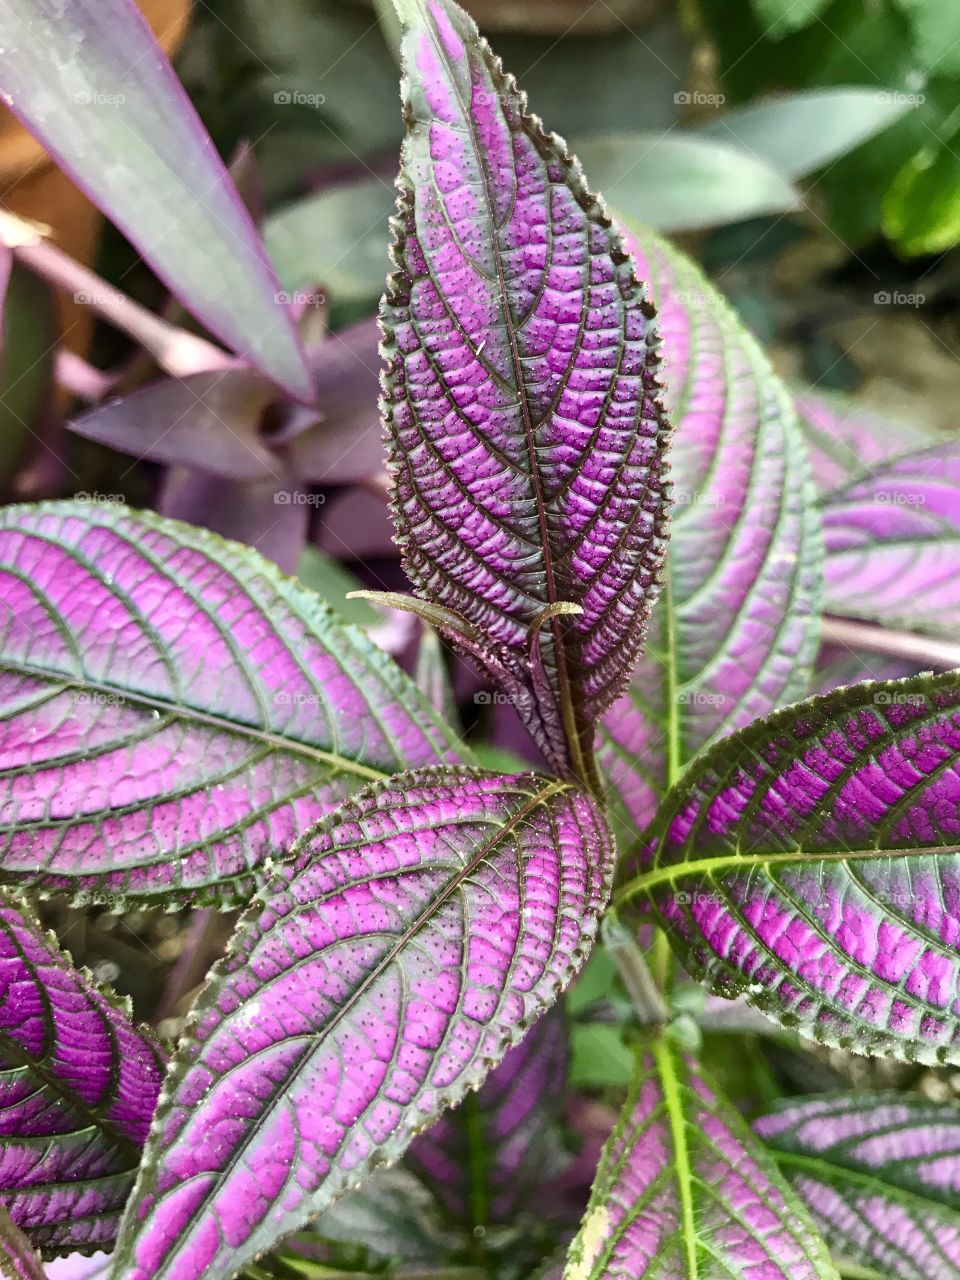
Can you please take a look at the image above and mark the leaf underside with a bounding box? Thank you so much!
[109,767,615,1280]
[563,1037,834,1279]
[599,226,821,841]
[382,0,671,781]
[756,1091,960,1280]
[0,502,460,909]
[0,892,165,1257]
[625,670,960,1063]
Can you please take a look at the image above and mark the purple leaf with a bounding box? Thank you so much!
[0,1205,45,1279]
[109,767,614,1280]
[69,368,289,483]
[407,1007,569,1225]
[382,0,671,783]
[0,892,165,1256]
[811,642,922,698]
[797,389,935,493]
[756,1092,960,1280]
[289,317,386,486]
[619,670,960,1062]
[0,501,462,908]
[563,1036,834,1279]
[599,229,822,839]
[820,440,960,636]
[0,1,313,402]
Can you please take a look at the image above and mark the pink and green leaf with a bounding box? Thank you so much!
[819,440,960,636]
[0,893,165,1257]
[620,670,960,1063]
[0,501,462,909]
[382,0,671,783]
[599,228,821,841]
[109,767,614,1280]
[563,1036,835,1279]
[0,1207,44,1280]
[0,2,313,402]
[756,1092,960,1279]
[407,1006,569,1226]
[796,389,935,493]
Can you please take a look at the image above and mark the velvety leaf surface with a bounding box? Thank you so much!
[819,440,960,636]
[563,1037,834,1279]
[620,670,960,1063]
[382,0,671,782]
[110,767,614,1280]
[0,893,165,1256]
[0,1206,44,1280]
[756,1092,960,1280]
[0,2,313,402]
[407,1006,569,1224]
[0,501,461,908]
[599,228,821,840]
[796,389,935,492]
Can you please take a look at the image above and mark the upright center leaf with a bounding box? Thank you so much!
[381,0,671,784]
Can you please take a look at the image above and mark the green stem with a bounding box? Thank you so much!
[603,914,668,1025]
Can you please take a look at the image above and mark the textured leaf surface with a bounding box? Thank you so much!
[0,1206,44,1280]
[110,767,614,1280]
[620,671,960,1063]
[819,440,960,635]
[407,1006,568,1225]
[756,1092,960,1279]
[0,1,312,401]
[563,1037,834,1279]
[382,0,671,781]
[0,893,165,1256]
[599,228,821,839]
[0,501,461,908]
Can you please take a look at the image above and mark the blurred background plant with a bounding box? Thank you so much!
[2,2,960,1277]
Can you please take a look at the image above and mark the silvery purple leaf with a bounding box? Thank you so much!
[407,1007,569,1224]
[0,1206,44,1279]
[599,229,821,840]
[68,368,289,483]
[563,1036,834,1279]
[619,670,960,1062]
[0,501,461,908]
[820,440,960,636]
[0,1,313,402]
[382,0,671,784]
[110,767,614,1280]
[0,893,165,1256]
[797,389,934,492]
[756,1092,960,1279]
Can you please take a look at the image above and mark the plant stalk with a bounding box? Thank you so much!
[821,615,960,670]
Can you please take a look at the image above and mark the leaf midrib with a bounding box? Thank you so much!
[0,659,387,783]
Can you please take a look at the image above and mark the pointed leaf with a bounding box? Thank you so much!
[563,1036,835,1279]
[0,893,165,1256]
[110,767,614,1280]
[819,440,960,636]
[0,1207,43,1280]
[407,1006,569,1225]
[0,0,313,401]
[599,228,822,838]
[756,1091,960,1280]
[382,0,671,781]
[0,501,462,909]
[796,389,935,493]
[619,670,960,1063]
